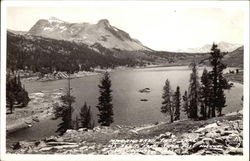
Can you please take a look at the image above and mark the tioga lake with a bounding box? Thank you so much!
[7,66,243,142]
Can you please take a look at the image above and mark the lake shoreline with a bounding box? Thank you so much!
[6,89,64,134]
[20,64,243,84]
[21,71,100,83]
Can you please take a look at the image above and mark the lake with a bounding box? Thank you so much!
[7,66,243,142]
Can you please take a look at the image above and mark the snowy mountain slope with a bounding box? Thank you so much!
[175,42,242,53]
[28,17,151,51]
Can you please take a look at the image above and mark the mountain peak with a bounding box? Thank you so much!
[97,19,110,27]
[28,18,150,51]
[175,42,242,53]
[48,17,65,23]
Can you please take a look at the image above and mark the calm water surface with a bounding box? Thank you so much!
[7,66,243,142]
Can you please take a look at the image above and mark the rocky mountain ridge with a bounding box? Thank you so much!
[28,17,151,51]
[175,42,242,53]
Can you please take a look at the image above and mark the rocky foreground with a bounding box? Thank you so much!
[7,111,243,155]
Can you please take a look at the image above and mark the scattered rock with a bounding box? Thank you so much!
[160,149,177,155]
[227,148,243,155]
[140,99,148,102]
[49,144,79,150]
[39,147,54,151]
[137,151,144,155]
[202,137,213,144]
[46,142,77,146]
[13,142,21,150]
[32,117,40,122]
[66,129,77,133]
[216,121,222,126]
[215,137,226,145]
[157,142,164,147]
[210,147,224,154]
[157,132,172,140]
[78,128,87,132]
[45,136,58,142]
[24,120,32,124]
[189,140,204,153]
[8,117,243,156]
[205,131,221,138]
[221,130,239,136]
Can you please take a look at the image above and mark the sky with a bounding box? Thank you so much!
[7,4,245,51]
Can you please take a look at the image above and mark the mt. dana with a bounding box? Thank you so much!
[28,17,151,51]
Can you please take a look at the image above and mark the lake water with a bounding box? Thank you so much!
[7,66,243,142]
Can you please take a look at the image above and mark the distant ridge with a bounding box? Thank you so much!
[175,42,242,53]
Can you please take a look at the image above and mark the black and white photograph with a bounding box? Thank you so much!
[1,1,249,161]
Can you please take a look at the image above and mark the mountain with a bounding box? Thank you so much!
[199,46,244,67]
[7,29,27,35]
[175,42,242,53]
[7,31,161,73]
[7,30,212,74]
[223,46,243,67]
[28,17,151,51]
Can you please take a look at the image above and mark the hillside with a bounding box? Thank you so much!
[199,46,244,67]
[7,27,243,75]
[223,46,244,67]
[7,31,152,73]
[7,31,214,74]
[28,17,151,51]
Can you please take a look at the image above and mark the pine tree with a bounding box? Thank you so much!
[188,61,200,119]
[80,102,94,129]
[6,73,15,114]
[6,73,30,113]
[72,115,79,130]
[200,68,212,119]
[208,44,232,117]
[96,72,114,126]
[174,86,181,121]
[216,70,231,116]
[161,79,174,123]
[182,90,189,118]
[53,78,75,135]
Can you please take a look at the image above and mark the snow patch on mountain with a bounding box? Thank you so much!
[175,42,242,53]
[43,27,53,31]
[28,17,151,51]
[48,17,65,24]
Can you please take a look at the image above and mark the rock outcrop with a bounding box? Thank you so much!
[7,113,243,155]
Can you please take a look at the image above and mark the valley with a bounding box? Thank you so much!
[5,16,245,156]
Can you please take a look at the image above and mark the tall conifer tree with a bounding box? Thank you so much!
[200,68,212,119]
[208,44,232,117]
[53,78,75,135]
[174,86,181,121]
[96,72,114,126]
[161,79,174,123]
[80,102,94,129]
[188,61,200,119]
[182,90,189,118]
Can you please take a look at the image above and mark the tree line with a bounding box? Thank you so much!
[161,44,232,122]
